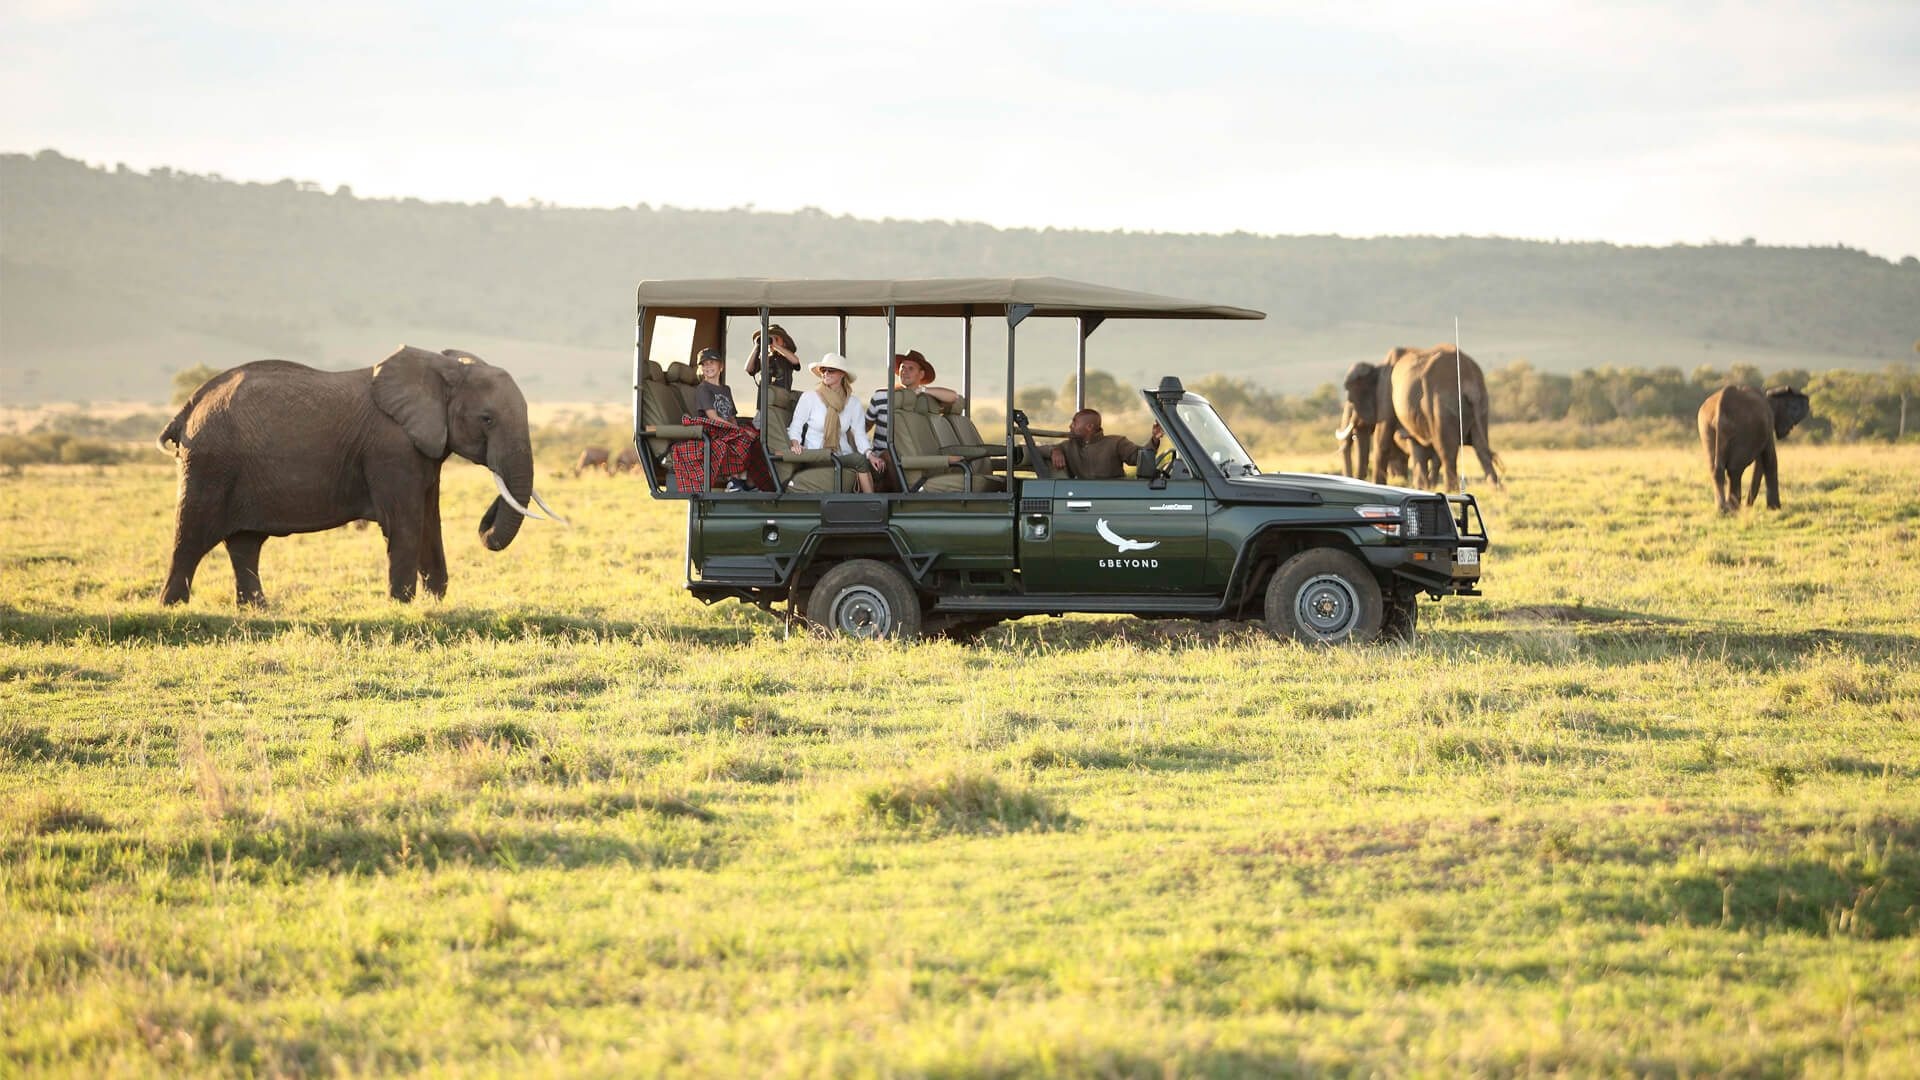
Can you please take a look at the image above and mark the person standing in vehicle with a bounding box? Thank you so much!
[788,354,882,494]
[745,324,799,389]
[1049,408,1162,479]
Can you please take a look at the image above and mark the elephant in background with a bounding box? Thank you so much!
[1345,345,1503,492]
[1697,385,1811,512]
[1336,401,1437,487]
[157,347,564,606]
[574,446,612,476]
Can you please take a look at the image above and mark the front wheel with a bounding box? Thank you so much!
[1263,549,1385,645]
[806,560,923,640]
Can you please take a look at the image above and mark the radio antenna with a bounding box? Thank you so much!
[1453,316,1466,494]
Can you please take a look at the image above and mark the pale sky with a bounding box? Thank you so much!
[5,1,1918,258]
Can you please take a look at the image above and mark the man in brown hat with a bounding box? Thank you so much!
[1048,408,1162,480]
[865,350,957,459]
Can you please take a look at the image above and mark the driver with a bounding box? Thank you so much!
[1048,408,1162,479]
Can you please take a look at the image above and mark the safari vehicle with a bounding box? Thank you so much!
[631,278,1487,643]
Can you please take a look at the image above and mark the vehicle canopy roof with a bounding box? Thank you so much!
[633,277,1265,321]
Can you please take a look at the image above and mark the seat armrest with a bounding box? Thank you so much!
[940,444,996,460]
[897,454,958,470]
[644,424,704,439]
[772,448,834,464]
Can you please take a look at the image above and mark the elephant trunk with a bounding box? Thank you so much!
[479,442,535,551]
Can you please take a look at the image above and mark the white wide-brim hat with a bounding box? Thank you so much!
[810,352,856,379]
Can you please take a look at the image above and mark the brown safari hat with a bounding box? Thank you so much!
[892,350,935,383]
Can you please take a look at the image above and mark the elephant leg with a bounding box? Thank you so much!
[1729,463,1750,507]
[1368,427,1394,485]
[1470,427,1502,489]
[1435,427,1462,493]
[162,510,223,606]
[383,522,423,602]
[419,478,448,599]
[1762,447,1781,509]
[224,531,269,607]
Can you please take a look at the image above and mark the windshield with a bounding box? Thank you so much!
[1174,398,1261,477]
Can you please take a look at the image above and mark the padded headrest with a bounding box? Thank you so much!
[644,360,667,382]
[909,392,941,414]
[945,395,968,415]
[665,362,699,385]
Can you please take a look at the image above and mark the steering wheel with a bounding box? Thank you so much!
[1010,409,1053,480]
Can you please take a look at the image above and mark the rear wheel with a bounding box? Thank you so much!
[1263,549,1384,645]
[807,560,922,640]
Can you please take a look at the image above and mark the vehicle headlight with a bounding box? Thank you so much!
[1356,504,1401,536]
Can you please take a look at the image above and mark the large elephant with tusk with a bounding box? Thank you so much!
[156,347,565,606]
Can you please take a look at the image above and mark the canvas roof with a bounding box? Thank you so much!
[633,277,1265,320]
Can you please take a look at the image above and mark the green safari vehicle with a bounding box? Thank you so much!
[630,278,1487,643]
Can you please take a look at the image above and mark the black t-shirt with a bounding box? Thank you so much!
[694,381,737,422]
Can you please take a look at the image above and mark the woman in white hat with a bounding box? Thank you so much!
[787,353,883,493]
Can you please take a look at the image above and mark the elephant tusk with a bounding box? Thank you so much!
[491,471,547,521]
[529,489,570,527]
[1334,423,1354,442]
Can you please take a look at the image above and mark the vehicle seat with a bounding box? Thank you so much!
[640,360,705,486]
[664,362,704,421]
[894,394,1001,493]
[760,385,854,493]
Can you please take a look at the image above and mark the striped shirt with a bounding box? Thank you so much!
[865,387,902,451]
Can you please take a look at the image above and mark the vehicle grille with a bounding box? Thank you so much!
[1404,498,1455,540]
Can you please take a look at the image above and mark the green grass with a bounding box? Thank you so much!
[3,447,1918,1076]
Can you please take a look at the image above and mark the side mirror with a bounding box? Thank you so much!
[1135,447,1159,480]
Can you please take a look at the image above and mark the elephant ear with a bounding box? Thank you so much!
[372,346,464,458]
[1343,363,1380,424]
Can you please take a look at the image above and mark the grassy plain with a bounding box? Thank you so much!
[3,444,1918,1076]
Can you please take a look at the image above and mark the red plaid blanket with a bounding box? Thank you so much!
[669,416,775,492]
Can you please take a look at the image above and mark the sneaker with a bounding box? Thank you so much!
[724,478,752,493]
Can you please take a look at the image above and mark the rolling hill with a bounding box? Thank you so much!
[3,149,1916,404]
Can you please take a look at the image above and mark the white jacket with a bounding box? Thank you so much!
[787,390,872,454]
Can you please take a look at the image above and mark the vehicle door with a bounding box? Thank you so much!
[1017,477,1210,593]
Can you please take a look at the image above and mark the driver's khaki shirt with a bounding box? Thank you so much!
[1053,433,1151,480]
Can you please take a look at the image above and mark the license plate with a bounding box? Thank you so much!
[1456,547,1480,566]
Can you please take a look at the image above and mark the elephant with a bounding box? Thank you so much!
[1344,345,1503,492]
[1696,385,1811,513]
[574,446,612,476]
[1336,401,1436,487]
[156,347,563,606]
[612,445,642,474]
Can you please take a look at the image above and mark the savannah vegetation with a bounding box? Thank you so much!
[3,435,1917,1074]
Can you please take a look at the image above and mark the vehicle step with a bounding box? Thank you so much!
[933,595,1226,615]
